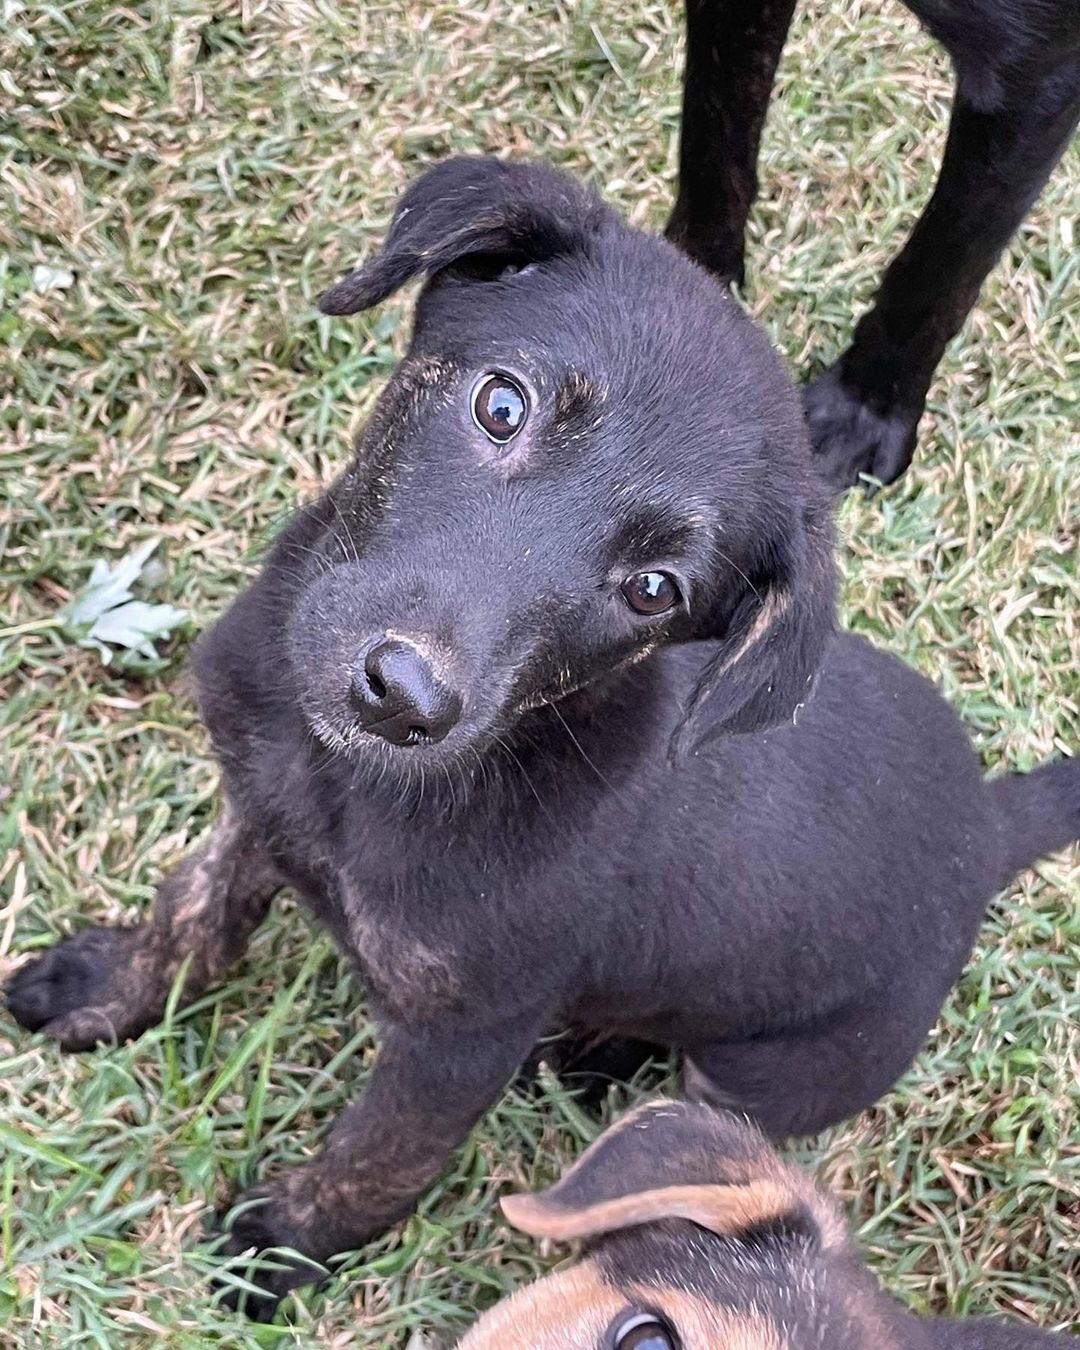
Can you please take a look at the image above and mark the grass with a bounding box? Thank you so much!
[1,0,1077,1344]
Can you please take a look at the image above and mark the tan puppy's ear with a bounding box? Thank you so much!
[501,1100,838,1246]
[501,1177,793,1243]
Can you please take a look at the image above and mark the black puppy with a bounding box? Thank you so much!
[665,0,1080,487]
[7,158,1079,1317]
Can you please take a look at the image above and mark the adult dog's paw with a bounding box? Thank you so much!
[5,927,149,1050]
[803,366,921,490]
[215,1186,331,1322]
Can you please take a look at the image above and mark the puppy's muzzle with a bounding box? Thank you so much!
[350,633,463,746]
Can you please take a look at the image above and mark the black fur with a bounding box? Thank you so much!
[667,0,1080,486]
[6,158,1078,1317]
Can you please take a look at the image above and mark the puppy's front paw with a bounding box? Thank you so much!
[802,367,920,490]
[5,927,151,1050]
[215,1184,331,1322]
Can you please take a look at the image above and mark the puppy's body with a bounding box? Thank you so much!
[7,158,1078,1313]
[199,596,996,1135]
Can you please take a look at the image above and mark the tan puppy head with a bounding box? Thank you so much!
[457,1101,892,1350]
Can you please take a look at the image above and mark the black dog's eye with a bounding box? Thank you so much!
[621,571,681,616]
[612,1311,680,1350]
[472,373,528,443]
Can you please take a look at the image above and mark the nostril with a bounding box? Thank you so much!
[362,640,390,701]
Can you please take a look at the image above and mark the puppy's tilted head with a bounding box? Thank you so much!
[295,157,835,769]
[456,1100,884,1350]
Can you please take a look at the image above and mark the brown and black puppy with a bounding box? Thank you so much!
[460,1101,1072,1349]
[6,157,1080,1318]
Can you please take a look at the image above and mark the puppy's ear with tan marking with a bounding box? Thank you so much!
[671,488,836,753]
[501,1100,842,1248]
[319,156,607,316]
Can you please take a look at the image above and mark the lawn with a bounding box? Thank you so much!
[1,0,1078,1345]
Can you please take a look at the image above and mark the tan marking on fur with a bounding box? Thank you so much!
[802,1182,847,1251]
[679,1074,849,1251]
[169,807,232,922]
[499,1099,805,1244]
[711,587,788,682]
[626,1289,787,1350]
[502,1179,793,1243]
[347,912,461,1018]
[455,1259,622,1348]
[456,1257,787,1348]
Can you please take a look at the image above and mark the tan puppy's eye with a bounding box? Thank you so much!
[611,1310,680,1350]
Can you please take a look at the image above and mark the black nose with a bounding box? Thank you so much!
[350,635,463,746]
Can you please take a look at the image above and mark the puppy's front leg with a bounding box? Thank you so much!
[221,1014,542,1318]
[6,805,281,1050]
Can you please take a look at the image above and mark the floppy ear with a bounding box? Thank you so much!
[670,487,836,756]
[500,1100,833,1247]
[318,156,606,315]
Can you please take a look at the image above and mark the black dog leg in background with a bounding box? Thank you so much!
[804,67,1080,488]
[668,2,1079,490]
[666,0,798,286]
[6,807,281,1049]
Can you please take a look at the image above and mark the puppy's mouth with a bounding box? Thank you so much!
[507,641,659,718]
[305,709,472,762]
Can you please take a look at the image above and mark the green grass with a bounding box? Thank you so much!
[1,0,1078,1344]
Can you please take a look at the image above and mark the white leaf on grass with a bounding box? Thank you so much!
[61,540,189,666]
[32,264,75,292]
[66,538,159,626]
[87,601,189,660]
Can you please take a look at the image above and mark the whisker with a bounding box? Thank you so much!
[549,701,619,799]
[327,492,362,565]
[493,733,552,822]
[713,544,763,605]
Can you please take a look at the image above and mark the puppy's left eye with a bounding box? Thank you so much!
[621,571,681,616]
[472,373,528,442]
[612,1311,680,1350]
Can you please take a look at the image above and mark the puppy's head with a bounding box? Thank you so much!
[293,157,834,768]
[457,1101,892,1350]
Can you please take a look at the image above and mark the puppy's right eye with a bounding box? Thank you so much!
[472,373,528,443]
[621,571,681,616]
[611,1311,680,1350]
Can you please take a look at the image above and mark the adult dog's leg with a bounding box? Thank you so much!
[220,1015,542,1319]
[6,806,281,1050]
[805,64,1080,489]
[666,0,798,285]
